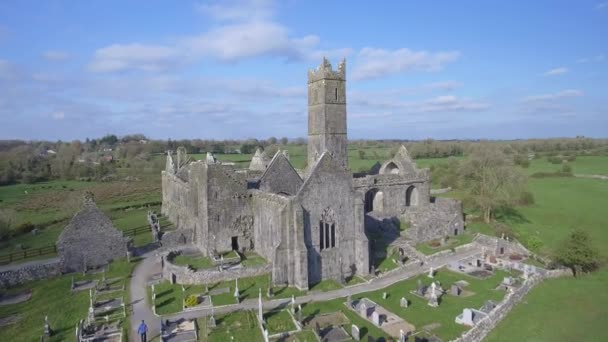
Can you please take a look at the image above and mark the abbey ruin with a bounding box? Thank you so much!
[161,58,464,289]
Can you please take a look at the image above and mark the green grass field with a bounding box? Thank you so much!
[264,310,296,334]
[196,310,263,342]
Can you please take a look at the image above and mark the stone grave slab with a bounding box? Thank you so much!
[0,314,22,327]
[94,297,124,317]
[163,319,197,342]
[208,287,230,296]
[72,279,98,292]
[0,290,32,306]
[319,325,351,342]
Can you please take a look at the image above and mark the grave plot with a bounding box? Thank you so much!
[0,289,32,306]
[0,314,21,327]
[93,297,125,319]
[78,319,122,342]
[349,297,415,338]
[264,309,298,335]
[182,293,212,311]
[303,311,351,342]
[162,318,198,342]
[71,279,98,292]
[270,329,317,342]
[446,254,495,279]
[95,277,125,295]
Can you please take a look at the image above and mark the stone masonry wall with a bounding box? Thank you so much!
[0,259,61,288]
[162,253,271,285]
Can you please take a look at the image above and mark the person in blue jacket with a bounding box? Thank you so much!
[138,320,148,342]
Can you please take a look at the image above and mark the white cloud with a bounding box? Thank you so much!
[51,111,65,120]
[43,50,69,61]
[523,89,584,102]
[196,0,275,21]
[424,81,463,91]
[543,67,568,76]
[596,2,608,10]
[351,48,461,80]
[577,54,605,63]
[88,43,181,72]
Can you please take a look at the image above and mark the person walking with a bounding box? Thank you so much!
[138,320,148,342]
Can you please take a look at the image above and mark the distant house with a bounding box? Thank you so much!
[56,192,130,272]
[103,148,113,152]
[46,149,57,155]
[101,155,114,162]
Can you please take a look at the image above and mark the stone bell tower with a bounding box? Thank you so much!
[307,57,348,169]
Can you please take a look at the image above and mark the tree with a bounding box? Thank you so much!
[280,137,289,145]
[268,137,277,145]
[553,229,600,275]
[358,150,366,160]
[0,209,16,241]
[459,144,527,223]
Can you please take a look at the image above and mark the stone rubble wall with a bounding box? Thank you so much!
[0,259,61,288]
[161,250,271,285]
[402,197,464,243]
[450,274,543,342]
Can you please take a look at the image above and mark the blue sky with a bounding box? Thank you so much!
[0,0,607,141]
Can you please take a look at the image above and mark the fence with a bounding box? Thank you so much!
[0,244,57,265]
[122,225,151,237]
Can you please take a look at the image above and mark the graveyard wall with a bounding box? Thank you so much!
[162,252,271,285]
[0,258,61,288]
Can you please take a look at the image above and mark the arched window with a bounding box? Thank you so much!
[319,207,337,250]
[335,88,338,101]
[406,185,419,207]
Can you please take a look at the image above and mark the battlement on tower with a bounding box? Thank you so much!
[308,57,346,83]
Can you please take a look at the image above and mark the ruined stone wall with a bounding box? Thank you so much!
[402,198,464,243]
[297,154,369,285]
[205,165,252,254]
[353,173,431,215]
[57,203,129,273]
[0,258,61,288]
[250,192,289,262]
[161,170,198,232]
[474,234,530,257]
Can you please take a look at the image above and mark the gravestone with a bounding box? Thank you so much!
[371,311,380,326]
[400,329,406,342]
[297,304,302,322]
[503,276,514,286]
[359,302,367,317]
[208,316,216,328]
[370,265,376,276]
[347,294,352,308]
[44,315,52,336]
[351,324,360,341]
[382,292,387,300]
[462,308,474,325]
[428,282,439,308]
[263,328,269,342]
[451,284,461,296]
[428,267,434,278]
[400,297,408,308]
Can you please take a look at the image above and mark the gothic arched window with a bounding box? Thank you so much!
[319,207,337,250]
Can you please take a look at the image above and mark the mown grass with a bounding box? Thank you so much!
[415,233,475,255]
[172,254,214,271]
[264,310,296,334]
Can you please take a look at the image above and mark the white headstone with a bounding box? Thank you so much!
[263,328,269,342]
[400,297,408,308]
[462,308,474,325]
[371,311,381,326]
[258,288,263,322]
[400,329,406,342]
[428,267,434,278]
[351,324,360,341]
[359,302,367,317]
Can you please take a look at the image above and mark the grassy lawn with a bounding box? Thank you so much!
[525,155,608,176]
[264,310,296,334]
[172,254,214,271]
[415,233,475,255]
[196,310,262,342]
[309,279,343,292]
[241,252,267,267]
[0,258,136,342]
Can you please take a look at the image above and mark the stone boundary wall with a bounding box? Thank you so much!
[430,187,452,195]
[0,258,61,288]
[450,274,543,342]
[161,251,271,285]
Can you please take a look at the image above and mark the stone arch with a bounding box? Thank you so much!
[364,188,379,213]
[406,185,419,207]
[384,162,400,175]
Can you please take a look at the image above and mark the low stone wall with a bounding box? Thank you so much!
[161,250,271,285]
[450,274,543,342]
[0,258,62,288]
